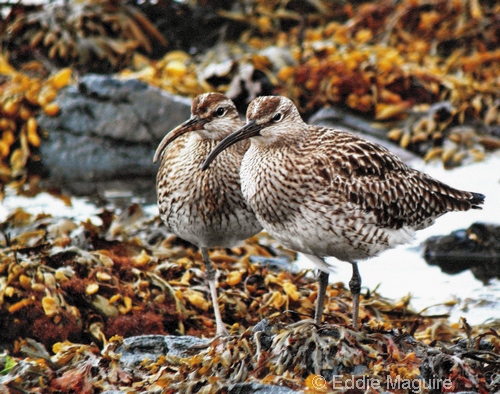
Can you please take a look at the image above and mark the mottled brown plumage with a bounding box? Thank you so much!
[202,95,485,328]
[154,92,262,335]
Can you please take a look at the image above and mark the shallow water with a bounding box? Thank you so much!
[2,152,499,326]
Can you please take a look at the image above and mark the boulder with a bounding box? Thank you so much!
[37,74,192,203]
[424,222,500,284]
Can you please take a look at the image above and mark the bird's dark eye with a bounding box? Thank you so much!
[272,113,283,122]
[215,107,226,117]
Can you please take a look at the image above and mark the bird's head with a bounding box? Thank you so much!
[153,92,240,163]
[201,95,304,170]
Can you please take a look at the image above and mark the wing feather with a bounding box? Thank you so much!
[311,127,481,229]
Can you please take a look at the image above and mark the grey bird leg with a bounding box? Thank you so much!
[201,247,228,336]
[349,262,361,329]
[314,270,329,325]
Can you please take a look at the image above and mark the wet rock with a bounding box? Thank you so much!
[117,335,210,368]
[115,334,301,393]
[102,391,127,394]
[36,74,192,203]
[228,382,299,394]
[251,318,274,351]
[249,255,299,273]
[423,222,500,284]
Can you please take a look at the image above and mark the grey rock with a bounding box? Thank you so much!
[116,335,210,368]
[101,391,127,394]
[249,255,299,274]
[228,382,300,394]
[36,74,192,203]
[114,334,302,393]
[423,222,500,284]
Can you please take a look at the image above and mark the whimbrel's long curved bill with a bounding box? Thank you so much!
[201,120,261,170]
[153,116,208,163]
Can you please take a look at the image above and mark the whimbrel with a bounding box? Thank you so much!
[202,95,485,328]
[154,92,262,335]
